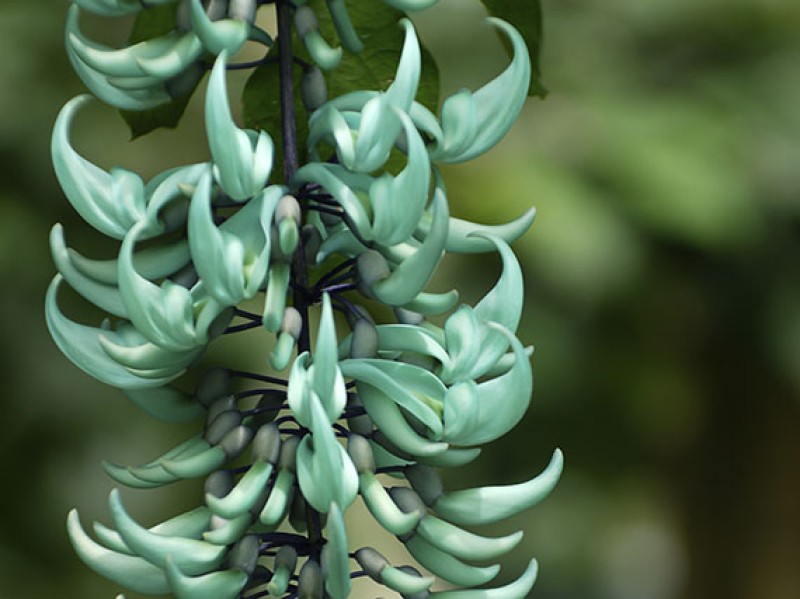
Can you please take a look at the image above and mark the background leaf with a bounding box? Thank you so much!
[119,4,204,139]
[480,0,546,97]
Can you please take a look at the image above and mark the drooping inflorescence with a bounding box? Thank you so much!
[47,0,561,597]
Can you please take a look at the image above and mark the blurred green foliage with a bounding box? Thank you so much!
[0,0,798,598]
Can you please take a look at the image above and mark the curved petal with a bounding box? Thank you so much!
[67,510,170,595]
[51,95,146,239]
[431,19,530,163]
[372,182,448,306]
[165,557,249,599]
[189,0,249,55]
[206,52,274,200]
[45,276,181,389]
[430,559,539,599]
[321,503,350,599]
[433,449,563,526]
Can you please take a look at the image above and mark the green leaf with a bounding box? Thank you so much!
[120,4,203,138]
[480,0,546,98]
[243,1,440,179]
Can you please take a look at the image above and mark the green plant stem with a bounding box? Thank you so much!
[276,0,323,559]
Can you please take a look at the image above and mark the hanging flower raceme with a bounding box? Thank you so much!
[47,2,560,598]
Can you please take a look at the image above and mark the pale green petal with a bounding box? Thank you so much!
[440,305,481,383]
[369,112,430,245]
[68,239,190,286]
[356,383,448,458]
[384,19,421,112]
[50,224,128,318]
[403,534,499,587]
[51,95,146,239]
[160,446,228,479]
[416,445,482,468]
[467,235,525,379]
[296,394,358,511]
[416,515,523,561]
[433,449,563,526]
[352,95,400,173]
[119,222,223,351]
[202,513,252,545]
[415,208,536,254]
[402,289,460,315]
[45,276,182,389]
[165,557,249,599]
[287,352,313,427]
[372,183,448,306]
[98,326,202,373]
[109,489,225,575]
[205,461,273,519]
[66,21,171,111]
[374,324,450,366]
[360,473,420,535]
[92,506,211,556]
[134,33,204,79]
[322,503,350,599]
[263,262,291,332]
[430,559,539,599]
[340,359,444,436]
[432,19,530,163]
[382,0,438,10]
[259,468,295,526]
[188,0,249,55]
[207,52,274,200]
[68,18,181,78]
[67,510,170,595]
[381,565,434,595]
[188,171,283,304]
[443,324,531,446]
[122,385,203,423]
[326,0,363,52]
[308,105,356,167]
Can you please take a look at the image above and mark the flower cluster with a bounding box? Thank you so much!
[48,1,561,597]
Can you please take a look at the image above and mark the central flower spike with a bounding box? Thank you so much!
[49,2,560,597]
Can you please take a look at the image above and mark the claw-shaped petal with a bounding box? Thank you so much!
[369,112,430,245]
[416,515,523,561]
[50,224,127,318]
[370,183,448,306]
[340,359,444,438]
[52,96,147,239]
[321,503,351,599]
[188,170,283,304]
[430,559,539,599]
[416,207,536,254]
[188,0,249,55]
[119,221,227,351]
[165,557,249,599]
[68,238,191,286]
[45,276,185,388]
[207,52,275,200]
[429,18,531,163]
[433,449,563,526]
[109,489,226,575]
[122,385,204,423]
[296,393,358,512]
[67,510,170,595]
[403,534,500,587]
[443,324,531,446]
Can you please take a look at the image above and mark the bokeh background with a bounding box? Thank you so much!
[1,0,799,597]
